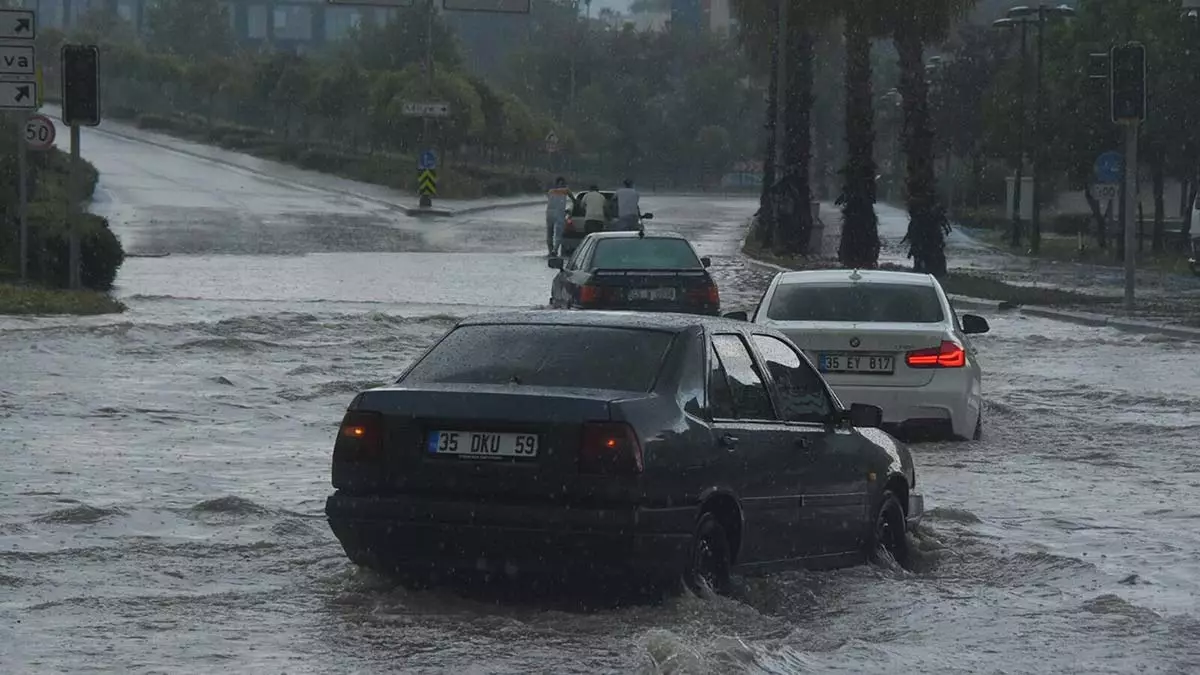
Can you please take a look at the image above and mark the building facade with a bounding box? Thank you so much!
[12,0,395,49]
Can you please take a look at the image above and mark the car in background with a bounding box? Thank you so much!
[560,190,653,256]
[547,231,720,315]
[324,310,924,594]
[743,269,990,441]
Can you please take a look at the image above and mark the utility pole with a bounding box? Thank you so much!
[1031,10,1045,253]
[419,0,435,209]
[17,114,29,282]
[1110,41,1146,310]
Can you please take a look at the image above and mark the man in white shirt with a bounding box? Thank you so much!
[614,178,641,231]
[581,185,608,235]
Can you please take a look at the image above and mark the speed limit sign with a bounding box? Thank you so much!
[24,114,56,151]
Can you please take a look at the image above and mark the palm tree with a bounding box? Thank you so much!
[887,0,975,276]
[838,9,883,268]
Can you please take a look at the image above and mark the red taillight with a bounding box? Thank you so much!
[334,410,383,461]
[686,283,720,306]
[579,284,602,305]
[579,422,644,475]
[905,341,966,368]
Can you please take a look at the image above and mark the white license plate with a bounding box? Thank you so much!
[819,352,895,374]
[427,430,539,459]
[628,288,677,301]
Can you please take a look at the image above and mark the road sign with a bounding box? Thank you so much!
[0,80,36,110]
[1094,151,1123,183]
[443,0,531,13]
[402,101,450,118]
[418,169,438,196]
[24,113,55,151]
[1111,42,1146,123]
[0,9,35,40]
[61,44,101,126]
[418,149,438,170]
[545,130,559,152]
[0,44,35,76]
[1093,183,1119,201]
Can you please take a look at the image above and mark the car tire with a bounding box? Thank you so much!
[867,490,910,569]
[684,513,732,596]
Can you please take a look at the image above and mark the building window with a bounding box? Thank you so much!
[326,6,362,41]
[273,4,313,41]
[246,3,268,39]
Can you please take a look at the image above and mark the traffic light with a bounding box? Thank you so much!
[61,44,101,127]
[1110,42,1146,123]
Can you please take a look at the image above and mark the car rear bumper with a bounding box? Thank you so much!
[325,493,693,580]
[831,372,977,439]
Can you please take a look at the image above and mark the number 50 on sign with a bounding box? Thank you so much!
[25,113,56,151]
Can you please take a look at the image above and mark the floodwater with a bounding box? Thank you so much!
[3,120,1199,673]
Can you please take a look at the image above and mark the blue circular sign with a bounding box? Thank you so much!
[1094,151,1123,183]
[418,150,438,170]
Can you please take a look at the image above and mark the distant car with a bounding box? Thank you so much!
[559,190,616,257]
[324,310,924,594]
[547,231,720,315]
[745,269,990,441]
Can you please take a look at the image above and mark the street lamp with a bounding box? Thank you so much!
[994,4,1075,253]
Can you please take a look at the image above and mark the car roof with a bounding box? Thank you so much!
[586,231,689,241]
[775,269,936,287]
[456,310,751,333]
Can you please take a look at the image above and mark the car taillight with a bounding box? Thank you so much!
[579,422,644,475]
[686,282,720,306]
[579,284,603,305]
[334,410,383,462]
[905,341,966,368]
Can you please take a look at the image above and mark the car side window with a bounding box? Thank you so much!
[706,342,735,419]
[751,334,833,423]
[711,334,776,420]
[569,240,591,270]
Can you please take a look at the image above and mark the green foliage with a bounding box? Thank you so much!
[0,283,126,316]
[144,0,235,60]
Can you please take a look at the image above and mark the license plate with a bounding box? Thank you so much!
[426,431,539,459]
[818,352,895,374]
[628,288,677,301]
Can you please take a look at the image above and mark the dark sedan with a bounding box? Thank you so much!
[548,232,721,315]
[324,311,924,594]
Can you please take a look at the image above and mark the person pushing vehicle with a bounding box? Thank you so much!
[545,177,573,256]
[615,178,641,232]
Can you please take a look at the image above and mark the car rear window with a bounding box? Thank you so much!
[765,283,945,323]
[401,324,675,392]
[591,238,701,270]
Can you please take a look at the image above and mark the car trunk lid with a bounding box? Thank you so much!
[767,321,950,388]
[585,268,717,312]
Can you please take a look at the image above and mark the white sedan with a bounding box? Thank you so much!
[748,269,990,441]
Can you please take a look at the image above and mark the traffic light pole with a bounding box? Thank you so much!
[1122,120,1138,309]
[17,113,29,282]
[68,124,81,290]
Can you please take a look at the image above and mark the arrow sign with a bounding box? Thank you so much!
[0,9,36,40]
[417,169,438,196]
[418,149,438,170]
[0,45,36,76]
[1094,151,1124,183]
[0,80,37,110]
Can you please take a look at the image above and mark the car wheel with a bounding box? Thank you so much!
[684,513,732,596]
[972,411,983,441]
[868,490,910,569]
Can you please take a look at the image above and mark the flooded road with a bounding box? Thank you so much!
[3,123,1200,673]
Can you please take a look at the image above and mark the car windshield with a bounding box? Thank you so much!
[766,282,944,323]
[591,238,701,270]
[401,324,675,392]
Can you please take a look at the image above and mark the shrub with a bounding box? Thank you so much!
[26,212,125,291]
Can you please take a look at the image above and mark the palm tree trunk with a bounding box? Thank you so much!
[775,23,815,255]
[895,27,949,276]
[838,15,880,268]
[757,15,779,249]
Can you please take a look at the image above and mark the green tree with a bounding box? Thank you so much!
[887,0,976,276]
[837,8,886,268]
[144,0,234,61]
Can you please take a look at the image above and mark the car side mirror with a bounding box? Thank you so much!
[962,313,990,335]
[845,403,883,428]
[701,256,711,268]
[722,310,748,321]
[547,257,563,270]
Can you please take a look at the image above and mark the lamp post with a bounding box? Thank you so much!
[994,4,1075,253]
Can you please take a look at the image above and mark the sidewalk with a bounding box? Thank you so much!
[777,202,1200,340]
[42,104,544,218]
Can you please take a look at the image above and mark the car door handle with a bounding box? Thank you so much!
[719,433,739,450]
